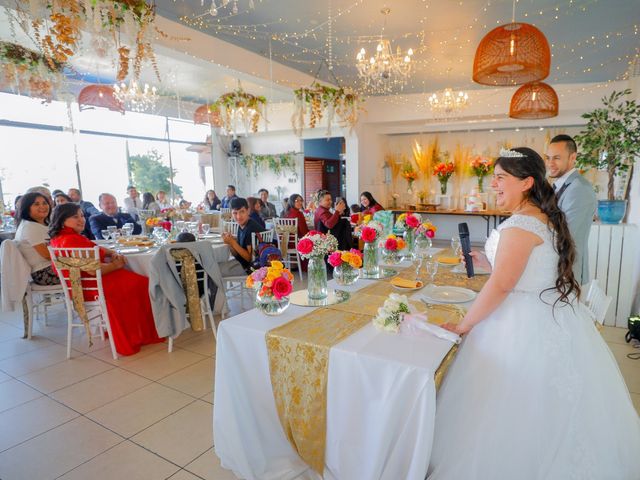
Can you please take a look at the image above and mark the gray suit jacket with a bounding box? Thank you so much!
[557,170,596,284]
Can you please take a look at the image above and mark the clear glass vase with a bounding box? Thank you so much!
[381,248,401,265]
[334,264,360,286]
[362,241,380,277]
[415,234,433,253]
[255,290,290,316]
[403,229,416,260]
[307,256,328,300]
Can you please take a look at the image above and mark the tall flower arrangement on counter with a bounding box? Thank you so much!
[470,155,493,193]
[401,162,419,194]
[433,159,455,195]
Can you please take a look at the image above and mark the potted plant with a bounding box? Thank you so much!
[575,89,640,224]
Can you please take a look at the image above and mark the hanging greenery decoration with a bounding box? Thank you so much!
[12,0,160,84]
[239,152,299,179]
[0,41,64,101]
[291,82,363,137]
[215,87,268,136]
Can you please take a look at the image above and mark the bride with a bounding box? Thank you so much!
[429,147,640,479]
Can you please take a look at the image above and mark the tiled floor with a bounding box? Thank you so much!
[1,294,639,479]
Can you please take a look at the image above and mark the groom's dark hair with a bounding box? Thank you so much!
[550,134,577,155]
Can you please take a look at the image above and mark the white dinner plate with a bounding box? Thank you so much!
[452,264,491,275]
[421,286,476,303]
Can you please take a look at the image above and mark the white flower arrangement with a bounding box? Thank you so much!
[296,231,339,259]
[372,293,410,333]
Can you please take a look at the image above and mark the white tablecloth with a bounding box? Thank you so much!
[214,251,471,480]
[124,242,230,277]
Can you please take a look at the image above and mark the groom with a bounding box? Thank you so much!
[545,134,597,284]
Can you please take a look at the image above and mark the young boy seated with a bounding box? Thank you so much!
[220,197,263,276]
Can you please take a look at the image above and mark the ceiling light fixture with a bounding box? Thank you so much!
[113,80,158,113]
[428,68,469,117]
[355,8,414,94]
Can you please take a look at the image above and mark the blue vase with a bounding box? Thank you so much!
[597,200,627,224]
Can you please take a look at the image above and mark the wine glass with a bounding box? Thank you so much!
[111,232,121,242]
[201,223,211,235]
[101,229,111,241]
[153,226,167,245]
[451,236,462,257]
[122,223,134,238]
[425,258,439,287]
[176,220,186,233]
[414,237,432,281]
[107,225,117,239]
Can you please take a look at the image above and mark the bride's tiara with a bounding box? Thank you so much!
[499,148,526,158]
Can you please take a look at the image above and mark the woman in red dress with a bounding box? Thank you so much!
[359,191,384,216]
[49,203,163,356]
[284,194,310,239]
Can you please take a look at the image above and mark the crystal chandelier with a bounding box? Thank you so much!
[428,87,470,116]
[355,8,414,94]
[205,0,255,16]
[112,81,158,113]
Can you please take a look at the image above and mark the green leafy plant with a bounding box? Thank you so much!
[128,150,182,197]
[574,89,640,200]
[239,152,299,178]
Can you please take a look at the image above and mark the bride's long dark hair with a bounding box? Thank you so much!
[495,147,580,305]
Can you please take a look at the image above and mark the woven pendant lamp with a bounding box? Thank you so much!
[193,104,222,127]
[77,85,124,113]
[509,82,558,119]
[473,22,551,86]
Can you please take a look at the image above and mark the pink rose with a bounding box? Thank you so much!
[361,227,377,243]
[328,251,343,267]
[349,248,362,258]
[307,230,321,237]
[406,214,420,228]
[384,238,398,251]
[297,238,314,255]
[426,229,435,239]
[271,277,292,300]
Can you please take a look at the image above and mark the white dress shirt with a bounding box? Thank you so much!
[123,196,142,216]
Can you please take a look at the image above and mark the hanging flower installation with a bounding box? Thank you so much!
[13,0,160,83]
[193,103,222,127]
[216,87,267,136]
[0,41,64,101]
[239,152,299,178]
[292,82,363,137]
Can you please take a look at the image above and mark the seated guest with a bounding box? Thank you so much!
[49,204,163,355]
[89,193,141,239]
[178,199,192,210]
[258,188,277,219]
[142,192,160,214]
[220,185,238,209]
[350,204,361,214]
[26,186,53,206]
[314,190,353,250]
[68,188,99,239]
[247,197,266,230]
[201,190,221,211]
[15,192,60,287]
[54,193,72,206]
[156,190,172,210]
[220,197,262,276]
[285,194,310,238]
[123,185,142,219]
[360,191,384,215]
[279,197,289,217]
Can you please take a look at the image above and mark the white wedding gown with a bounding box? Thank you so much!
[428,215,640,480]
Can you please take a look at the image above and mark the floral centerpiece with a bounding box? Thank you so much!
[394,212,421,258]
[246,261,294,315]
[470,155,493,193]
[297,231,338,300]
[415,220,437,251]
[433,160,455,195]
[372,293,410,332]
[328,249,363,286]
[358,220,384,277]
[401,162,419,194]
[381,234,406,264]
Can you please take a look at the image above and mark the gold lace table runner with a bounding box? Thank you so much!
[265,264,488,475]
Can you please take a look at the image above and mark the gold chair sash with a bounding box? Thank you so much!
[275,224,297,257]
[52,256,100,347]
[170,249,204,332]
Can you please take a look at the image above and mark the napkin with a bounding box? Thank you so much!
[391,278,423,288]
[400,313,461,344]
[436,256,460,264]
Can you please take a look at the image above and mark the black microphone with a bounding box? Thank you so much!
[458,222,474,278]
